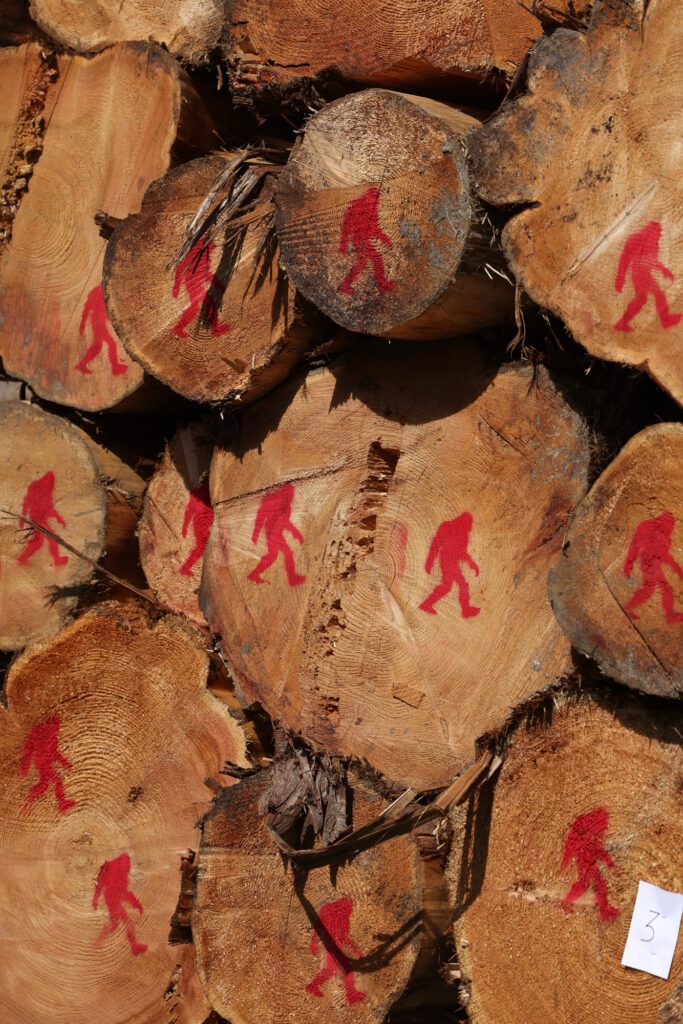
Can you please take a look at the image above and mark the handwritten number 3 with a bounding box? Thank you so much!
[641,910,660,943]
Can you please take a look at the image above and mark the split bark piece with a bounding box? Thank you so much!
[193,767,423,1023]
[0,42,215,412]
[138,421,214,623]
[275,89,513,340]
[0,602,247,1024]
[223,0,541,101]
[549,423,683,699]
[447,692,683,1024]
[104,154,319,405]
[29,0,223,63]
[468,0,683,404]
[202,342,590,789]
[0,400,107,651]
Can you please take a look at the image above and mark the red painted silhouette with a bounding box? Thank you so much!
[623,511,683,624]
[338,187,395,296]
[17,470,68,568]
[614,221,681,332]
[179,483,214,578]
[560,807,619,922]
[75,284,128,376]
[92,852,147,957]
[19,715,75,814]
[305,897,365,1004]
[419,512,480,618]
[172,239,231,339]
[248,483,306,586]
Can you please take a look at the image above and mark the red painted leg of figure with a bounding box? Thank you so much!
[614,294,647,332]
[94,917,120,947]
[248,548,278,584]
[305,960,337,997]
[342,967,365,1004]
[53,775,76,814]
[282,543,307,586]
[47,536,69,568]
[653,286,682,330]
[173,300,201,339]
[338,257,367,296]
[367,247,395,293]
[419,578,453,615]
[206,297,232,337]
[453,565,481,619]
[103,335,128,376]
[179,543,203,578]
[561,876,590,914]
[75,340,103,375]
[17,531,44,565]
[592,869,620,922]
[22,775,50,811]
[658,579,683,624]
[623,580,656,620]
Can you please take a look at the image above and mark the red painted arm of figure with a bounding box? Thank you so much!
[55,749,72,770]
[126,890,144,915]
[92,866,105,909]
[664,552,683,579]
[50,507,67,528]
[599,849,615,869]
[285,521,304,544]
[79,291,94,336]
[614,237,635,293]
[181,498,194,539]
[464,552,479,577]
[375,228,392,249]
[656,262,675,282]
[339,204,355,256]
[623,525,643,578]
[172,258,185,299]
[251,504,266,545]
[424,528,442,575]
[19,733,35,776]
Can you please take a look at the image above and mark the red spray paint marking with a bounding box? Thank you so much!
[419,512,480,618]
[338,187,395,296]
[17,470,68,568]
[92,852,147,957]
[179,483,214,578]
[248,482,306,587]
[19,715,75,814]
[75,284,128,376]
[623,511,683,624]
[614,221,681,332]
[305,896,365,1004]
[172,239,231,339]
[560,807,619,922]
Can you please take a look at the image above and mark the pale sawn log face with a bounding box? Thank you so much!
[202,342,590,789]
[138,422,214,624]
[29,0,223,62]
[448,693,683,1024]
[193,770,423,1024]
[104,155,316,405]
[0,401,106,650]
[468,0,683,404]
[1,603,247,1024]
[549,423,683,698]
[0,43,188,411]
[276,89,513,339]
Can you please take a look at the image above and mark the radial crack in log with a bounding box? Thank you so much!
[201,341,590,789]
[0,602,247,1024]
[549,423,683,698]
[447,691,683,1024]
[468,0,683,404]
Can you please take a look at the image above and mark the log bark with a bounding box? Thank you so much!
[447,690,683,1024]
[0,602,247,1024]
[548,423,682,699]
[138,421,214,624]
[222,0,541,101]
[467,0,683,404]
[103,154,319,405]
[275,89,513,340]
[0,42,215,412]
[193,764,423,1023]
[0,400,107,650]
[201,341,590,789]
[29,0,223,62]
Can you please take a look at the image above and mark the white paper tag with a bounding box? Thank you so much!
[621,881,683,980]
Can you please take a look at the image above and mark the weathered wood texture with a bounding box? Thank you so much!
[448,692,683,1024]
[468,0,683,403]
[1,603,246,1024]
[104,155,318,405]
[0,42,214,411]
[29,0,223,62]
[193,768,423,1023]
[549,423,682,699]
[276,89,512,340]
[202,342,590,789]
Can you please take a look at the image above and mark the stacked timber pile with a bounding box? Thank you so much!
[0,2,681,1022]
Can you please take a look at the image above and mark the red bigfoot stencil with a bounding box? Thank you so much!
[92,852,147,957]
[338,187,395,296]
[623,511,683,624]
[614,221,681,332]
[75,284,128,376]
[560,807,619,922]
[179,483,214,578]
[419,512,480,618]
[17,470,68,568]
[172,239,231,339]
[248,482,306,587]
[305,897,365,1004]
[19,715,75,815]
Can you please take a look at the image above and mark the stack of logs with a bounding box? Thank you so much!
[0,1,681,1022]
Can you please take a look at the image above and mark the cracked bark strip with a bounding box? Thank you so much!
[549,422,683,699]
[201,340,590,789]
[468,0,683,404]
[447,691,683,1024]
